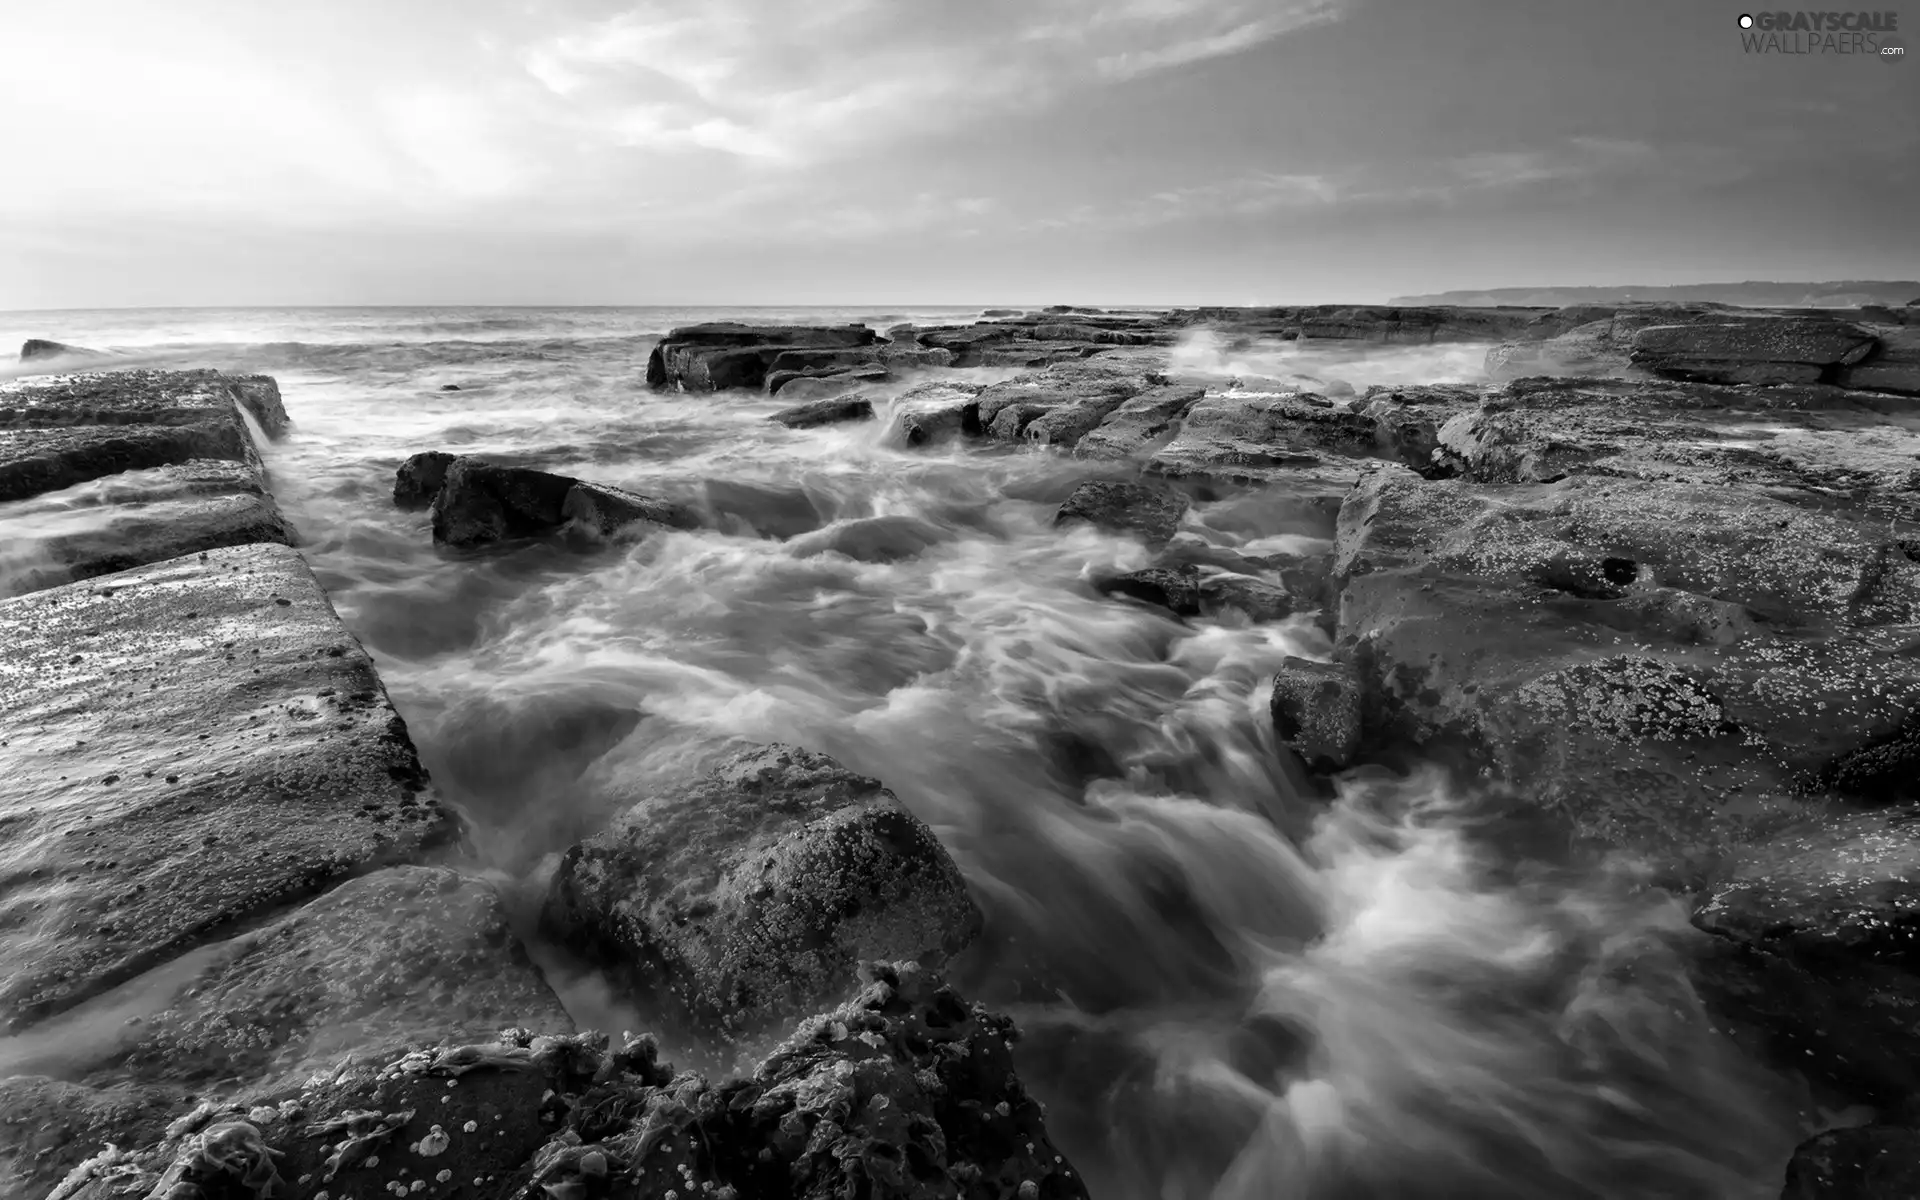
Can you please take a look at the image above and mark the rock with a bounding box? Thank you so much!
[768,365,890,401]
[647,324,878,392]
[1840,326,1920,396]
[884,383,984,448]
[1686,811,1920,1107]
[393,450,457,508]
[1094,563,1293,622]
[430,460,574,546]
[971,363,1148,444]
[0,1076,184,1198]
[769,394,876,429]
[1629,317,1877,385]
[1165,305,1540,345]
[1779,1126,1920,1198]
[789,515,948,563]
[439,383,462,391]
[695,478,832,539]
[560,479,691,540]
[89,867,572,1093]
[0,543,457,1031]
[981,308,1020,317]
[1331,464,1920,853]
[1269,656,1363,772]
[765,347,883,376]
[541,744,982,1034]
[41,965,1088,1200]
[1141,393,1378,491]
[0,421,255,503]
[428,459,685,547]
[19,338,104,363]
[1073,384,1207,460]
[1053,480,1190,548]
[877,344,956,370]
[0,454,291,585]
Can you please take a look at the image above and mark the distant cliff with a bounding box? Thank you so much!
[1389,281,1920,308]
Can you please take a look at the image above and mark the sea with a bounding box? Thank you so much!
[0,307,1806,1199]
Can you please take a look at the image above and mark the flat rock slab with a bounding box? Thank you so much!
[0,543,457,1031]
[0,461,293,598]
[542,743,981,1036]
[647,324,878,392]
[79,865,572,1093]
[768,394,875,429]
[1629,317,1876,385]
[0,371,294,595]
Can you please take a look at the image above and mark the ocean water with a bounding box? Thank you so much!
[0,307,1805,1198]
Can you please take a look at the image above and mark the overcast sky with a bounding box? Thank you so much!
[2,0,1915,308]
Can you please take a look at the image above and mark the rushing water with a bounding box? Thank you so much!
[0,307,1808,1198]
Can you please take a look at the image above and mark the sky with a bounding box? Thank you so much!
[1,0,1916,308]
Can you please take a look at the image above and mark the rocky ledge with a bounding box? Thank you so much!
[0,368,295,595]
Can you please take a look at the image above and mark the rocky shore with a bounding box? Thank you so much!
[5,295,1920,1197]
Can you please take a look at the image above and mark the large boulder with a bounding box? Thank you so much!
[647,324,879,392]
[541,744,982,1035]
[0,544,457,1032]
[427,458,688,547]
[1053,479,1190,548]
[1628,316,1877,385]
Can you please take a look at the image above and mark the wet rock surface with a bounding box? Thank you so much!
[0,543,458,1031]
[543,744,983,1035]
[424,457,692,547]
[1780,1126,1920,1198]
[0,371,295,593]
[28,964,1086,1200]
[648,323,880,392]
[769,394,876,428]
[1053,479,1190,548]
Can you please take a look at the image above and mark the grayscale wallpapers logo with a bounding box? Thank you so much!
[1738,10,1905,56]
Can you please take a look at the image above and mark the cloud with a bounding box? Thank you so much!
[521,0,1353,164]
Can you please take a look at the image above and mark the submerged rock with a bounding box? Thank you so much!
[1094,563,1293,623]
[542,744,982,1034]
[1053,479,1190,548]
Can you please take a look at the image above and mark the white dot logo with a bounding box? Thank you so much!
[1738,13,1754,27]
